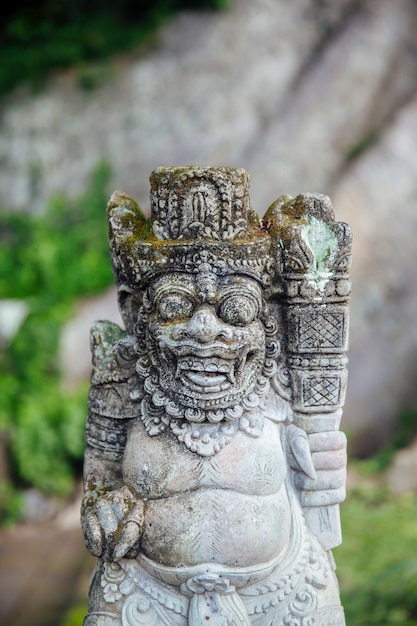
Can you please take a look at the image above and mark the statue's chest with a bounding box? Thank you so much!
[122,418,286,499]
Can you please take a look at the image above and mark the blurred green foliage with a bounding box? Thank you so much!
[0,0,229,96]
[60,601,89,626]
[345,131,379,162]
[337,470,417,625]
[0,162,114,522]
[1,3,416,623]
[352,408,417,475]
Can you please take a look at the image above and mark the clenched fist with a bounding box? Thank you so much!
[81,484,144,561]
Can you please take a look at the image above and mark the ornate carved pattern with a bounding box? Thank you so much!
[170,419,240,456]
[130,290,276,456]
[116,509,329,626]
[331,222,353,274]
[286,307,348,355]
[150,166,250,242]
[101,563,127,604]
[83,613,122,626]
[195,456,223,486]
[114,240,274,290]
[90,323,137,386]
[302,376,341,408]
[263,192,350,552]
[122,594,160,626]
[182,574,252,625]
[82,168,348,625]
[120,562,186,621]
[297,312,345,351]
[288,356,347,369]
[282,235,314,275]
[86,413,128,453]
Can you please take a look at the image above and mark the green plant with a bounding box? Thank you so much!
[0,161,115,519]
[59,601,89,626]
[336,469,417,625]
[354,409,417,474]
[0,479,23,526]
[345,131,379,162]
[0,1,229,97]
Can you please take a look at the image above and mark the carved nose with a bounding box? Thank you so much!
[183,309,232,343]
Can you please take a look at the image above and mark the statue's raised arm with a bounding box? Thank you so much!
[81,167,350,626]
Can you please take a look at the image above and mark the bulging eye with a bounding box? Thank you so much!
[218,294,259,326]
[157,293,194,322]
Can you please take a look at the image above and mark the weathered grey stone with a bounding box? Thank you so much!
[20,488,60,524]
[387,437,417,495]
[0,0,359,214]
[59,287,123,390]
[28,0,414,458]
[331,93,417,455]
[246,0,417,205]
[81,167,349,625]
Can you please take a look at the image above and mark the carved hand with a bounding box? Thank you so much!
[81,484,144,561]
[288,427,347,507]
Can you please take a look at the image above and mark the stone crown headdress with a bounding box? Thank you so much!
[107,166,274,294]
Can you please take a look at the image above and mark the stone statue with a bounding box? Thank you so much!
[81,166,351,626]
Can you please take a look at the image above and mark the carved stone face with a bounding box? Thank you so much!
[146,272,266,411]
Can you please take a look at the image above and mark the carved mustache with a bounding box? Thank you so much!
[159,339,241,361]
[169,343,239,359]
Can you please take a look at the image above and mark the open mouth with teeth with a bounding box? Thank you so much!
[158,341,261,401]
[178,356,235,393]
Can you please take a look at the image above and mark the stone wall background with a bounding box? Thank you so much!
[2,0,417,456]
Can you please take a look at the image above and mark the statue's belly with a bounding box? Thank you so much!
[140,487,291,567]
[123,418,287,499]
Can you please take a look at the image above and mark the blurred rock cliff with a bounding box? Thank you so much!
[2,0,417,456]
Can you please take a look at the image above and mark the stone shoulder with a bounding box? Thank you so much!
[88,320,140,419]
